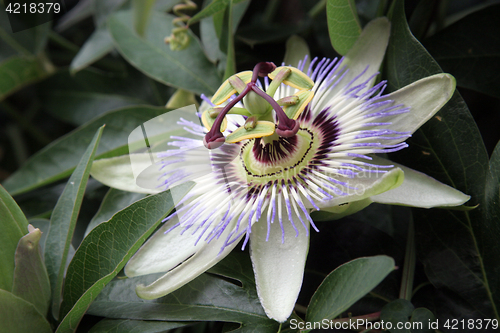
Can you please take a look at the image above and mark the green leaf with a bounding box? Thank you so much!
[326,0,362,55]
[200,11,226,64]
[12,226,51,317]
[41,67,157,100]
[306,216,403,303]
[40,68,163,125]
[380,299,414,333]
[189,0,230,25]
[486,140,500,235]
[386,0,498,319]
[56,183,194,333]
[408,0,436,40]
[0,185,29,291]
[154,0,183,12]
[70,27,114,74]
[85,188,146,236]
[306,256,395,322]
[16,183,65,219]
[44,126,104,319]
[87,251,278,331]
[0,5,50,57]
[0,289,52,333]
[207,251,256,287]
[381,301,436,333]
[55,0,94,32]
[0,56,52,101]
[93,0,128,27]
[200,0,250,76]
[43,91,147,126]
[423,4,500,99]
[484,140,500,307]
[108,10,221,96]
[89,319,189,333]
[2,105,171,196]
[410,308,436,333]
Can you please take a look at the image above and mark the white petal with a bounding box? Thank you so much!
[134,220,242,300]
[342,17,390,90]
[370,156,470,208]
[310,17,390,115]
[316,167,404,208]
[91,154,162,194]
[312,198,373,221]
[375,74,456,144]
[250,212,309,323]
[125,216,207,277]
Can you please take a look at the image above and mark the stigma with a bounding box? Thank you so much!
[202,62,315,149]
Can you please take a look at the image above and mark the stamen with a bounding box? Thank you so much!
[203,84,251,149]
[204,62,301,148]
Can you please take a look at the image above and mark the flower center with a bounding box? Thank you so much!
[202,62,315,149]
[238,129,318,184]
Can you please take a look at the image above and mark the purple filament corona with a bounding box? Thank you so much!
[157,57,413,253]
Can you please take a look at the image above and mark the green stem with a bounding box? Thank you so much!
[412,281,431,297]
[309,0,326,19]
[376,0,388,17]
[133,0,156,37]
[223,0,236,81]
[399,217,416,301]
[369,291,392,303]
[262,0,281,24]
[48,31,79,53]
[0,27,32,56]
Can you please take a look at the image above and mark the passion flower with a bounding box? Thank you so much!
[91,17,469,323]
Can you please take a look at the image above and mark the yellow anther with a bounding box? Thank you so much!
[268,66,314,90]
[265,68,292,97]
[201,109,227,132]
[283,90,314,119]
[208,107,223,118]
[277,95,300,106]
[244,116,258,130]
[211,71,253,105]
[228,75,247,94]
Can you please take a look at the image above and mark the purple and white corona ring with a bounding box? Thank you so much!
[91,18,470,322]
